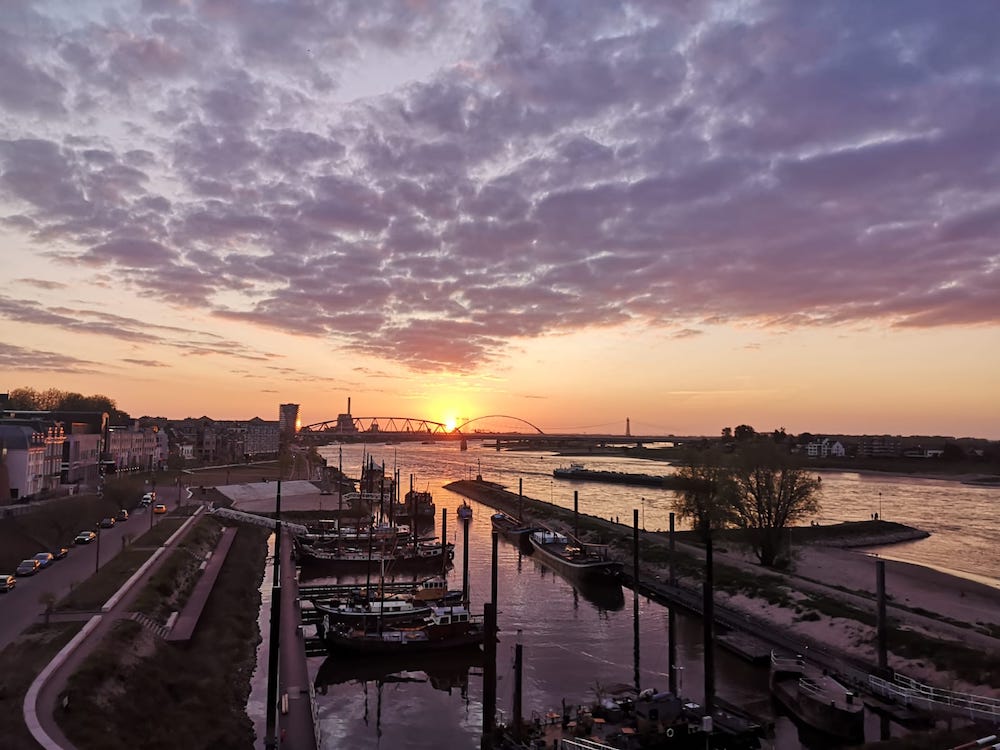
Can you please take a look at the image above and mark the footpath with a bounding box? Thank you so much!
[23,505,234,750]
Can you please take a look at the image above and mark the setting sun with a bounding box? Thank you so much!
[444,416,457,432]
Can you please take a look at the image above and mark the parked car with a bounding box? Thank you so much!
[74,530,97,545]
[99,517,116,528]
[52,546,69,560]
[152,503,168,514]
[116,509,129,522]
[1,574,15,592]
[16,559,41,576]
[32,552,55,569]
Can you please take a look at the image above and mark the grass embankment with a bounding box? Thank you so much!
[132,517,222,621]
[0,475,153,572]
[0,622,86,750]
[56,523,269,750]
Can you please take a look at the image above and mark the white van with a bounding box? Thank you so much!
[140,491,156,506]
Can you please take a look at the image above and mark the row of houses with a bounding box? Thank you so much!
[1,399,287,505]
[801,435,944,459]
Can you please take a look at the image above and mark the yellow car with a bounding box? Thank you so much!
[153,503,168,514]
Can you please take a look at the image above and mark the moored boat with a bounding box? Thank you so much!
[314,597,433,628]
[528,528,622,584]
[490,510,537,539]
[320,604,485,655]
[457,500,473,521]
[296,539,454,571]
[769,652,864,742]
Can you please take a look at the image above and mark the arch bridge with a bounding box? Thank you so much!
[298,414,546,442]
[300,416,455,436]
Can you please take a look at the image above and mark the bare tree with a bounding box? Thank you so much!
[728,442,821,567]
[671,448,735,541]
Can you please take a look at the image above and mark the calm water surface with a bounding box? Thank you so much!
[246,442,999,749]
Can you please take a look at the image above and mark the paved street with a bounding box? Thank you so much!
[0,506,166,651]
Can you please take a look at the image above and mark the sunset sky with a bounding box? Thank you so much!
[1,1,998,439]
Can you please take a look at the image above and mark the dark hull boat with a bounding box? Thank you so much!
[553,462,669,488]
[313,597,433,628]
[320,605,485,656]
[296,540,454,573]
[528,529,622,584]
[769,652,864,742]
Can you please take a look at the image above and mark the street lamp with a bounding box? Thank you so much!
[95,526,101,574]
[641,497,646,530]
[878,492,882,521]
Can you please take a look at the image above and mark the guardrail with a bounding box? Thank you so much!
[869,674,1000,723]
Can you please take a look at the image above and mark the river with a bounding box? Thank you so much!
[248,441,999,749]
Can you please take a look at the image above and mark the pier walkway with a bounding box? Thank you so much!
[274,524,319,750]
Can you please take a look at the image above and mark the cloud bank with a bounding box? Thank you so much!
[1,0,998,370]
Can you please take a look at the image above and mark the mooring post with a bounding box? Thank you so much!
[574,490,579,540]
[703,527,715,716]
[462,511,471,608]
[273,480,282,586]
[491,530,499,606]
[513,640,523,741]
[876,559,888,673]
[633,508,641,693]
[482,601,497,749]
[668,512,678,694]
[441,507,448,576]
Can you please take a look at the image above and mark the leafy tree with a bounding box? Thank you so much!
[728,441,822,567]
[4,387,129,422]
[733,424,757,441]
[720,427,732,440]
[940,443,966,462]
[771,427,787,444]
[672,448,735,542]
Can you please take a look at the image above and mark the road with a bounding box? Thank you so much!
[0,505,167,651]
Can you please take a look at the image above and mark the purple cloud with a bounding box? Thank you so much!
[2,0,998,372]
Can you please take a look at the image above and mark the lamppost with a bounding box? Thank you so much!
[641,497,646,530]
[95,526,101,574]
[878,491,882,520]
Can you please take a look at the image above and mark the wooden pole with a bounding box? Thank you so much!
[441,507,448,576]
[876,559,888,673]
[703,528,715,715]
[633,508,641,693]
[668,512,678,695]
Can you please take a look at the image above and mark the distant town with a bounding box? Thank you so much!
[1,389,998,507]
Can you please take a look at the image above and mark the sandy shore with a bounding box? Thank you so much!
[667,542,1000,694]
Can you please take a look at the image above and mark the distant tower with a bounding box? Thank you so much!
[626,417,631,437]
[279,403,300,442]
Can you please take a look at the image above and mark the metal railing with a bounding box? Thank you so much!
[869,674,1000,722]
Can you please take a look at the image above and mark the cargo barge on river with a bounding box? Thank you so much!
[553,462,674,488]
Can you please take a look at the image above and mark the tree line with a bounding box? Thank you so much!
[672,441,821,568]
[4,387,130,423]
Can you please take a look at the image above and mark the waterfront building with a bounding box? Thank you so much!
[859,435,903,458]
[279,403,300,443]
[107,422,163,472]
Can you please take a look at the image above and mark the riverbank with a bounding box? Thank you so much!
[548,445,1000,484]
[447,480,1000,696]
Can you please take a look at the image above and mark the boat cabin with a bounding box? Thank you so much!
[430,606,471,626]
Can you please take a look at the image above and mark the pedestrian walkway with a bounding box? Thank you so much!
[167,526,237,642]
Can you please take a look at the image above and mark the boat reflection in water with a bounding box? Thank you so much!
[527,557,626,612]
[315,648,483,697]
